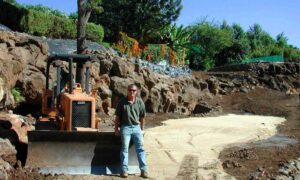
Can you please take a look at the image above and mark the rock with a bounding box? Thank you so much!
[141,68,157,89]
[98,85,112,99]
[199,80,208,91]
[206,77,219,95]
[0,157,13,180]
[140,86,149,102]
[111,57,135,77]
[145,84,162,113]
[278,168,290,177]
[0,43,7,50]
[0,31,47,108]
[193,102,213,114]
[99,59,113,75]
[0,139,17,166]
[219,88,228,95]
[101,98,112,114]
[240,87,249,93]
[110,76,133,97]
[295,161,300,170]
[99,74,111,86]
[1,30,299,116]
[18,65,45,105]
[0,138,16,156]
[268,77,280,90]
[293,174,300,180]
[0,77,6,103]
[275,175,292,180]
[110,76,134,108]
[0,112,32,144]
[161,86,177,112]
[180,86,201,113]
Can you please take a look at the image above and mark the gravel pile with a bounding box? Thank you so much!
[135,59,192,77]
[45,38,192,78]
[45,38,107,54]
[0,24,11,31]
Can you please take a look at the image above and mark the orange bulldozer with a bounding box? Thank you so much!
[26,54,139,175]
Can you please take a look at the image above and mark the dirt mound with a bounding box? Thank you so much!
[226,148,258,161]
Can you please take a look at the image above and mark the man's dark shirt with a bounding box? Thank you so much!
[116,97,146,126]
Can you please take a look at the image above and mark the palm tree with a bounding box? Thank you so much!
[161,24,192,64]
[276,32,288,48]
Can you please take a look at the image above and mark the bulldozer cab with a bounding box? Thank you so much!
[42,54,94,118]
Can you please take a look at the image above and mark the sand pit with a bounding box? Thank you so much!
[144,114,285,179]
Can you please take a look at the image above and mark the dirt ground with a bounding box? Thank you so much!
[142,87,300,179]
[8,88,300,180]
[218,88,300,179]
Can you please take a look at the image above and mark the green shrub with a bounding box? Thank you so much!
[20,9,103,43]
[283,47,300,62]
[142,44,171,62]
[101,41,111,48]
[113,32,175,63]
[11,88,25,104]
[86,23,104,43]
[0,1,104,43]
[201,58,214,71]
[48,16,76,38]
[20,10,53,36]
[23,4,67,18]
[113,32,138,57]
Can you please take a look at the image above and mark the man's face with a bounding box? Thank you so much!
[127,87,138,99]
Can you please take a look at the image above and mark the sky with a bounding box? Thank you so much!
[16,0,300,48]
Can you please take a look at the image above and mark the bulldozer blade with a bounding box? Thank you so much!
[26,131,139,175]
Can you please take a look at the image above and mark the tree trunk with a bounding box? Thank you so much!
[77,0,92,54]
[77,0,92,85]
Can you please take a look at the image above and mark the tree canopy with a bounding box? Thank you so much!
[1,0,299,71]
[187,19,300,70]
[90,0,182,43]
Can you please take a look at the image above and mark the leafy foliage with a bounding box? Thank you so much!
[101,41,111,48]
[86,23,104,44]
[23,4,68,18]
[187,19,300,70]
[12,88,25,104]
[1,0,16,5]
[0,1,104,43]
[114,32,174,63]
[142,44,172,62]
[1,1,299,68]
[160,24,192,64]
[188,20,232,70]
[113,32,139,58]
[69,12,78,20]
[90,0,182,43]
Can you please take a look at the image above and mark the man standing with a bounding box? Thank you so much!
[114,84,148,178]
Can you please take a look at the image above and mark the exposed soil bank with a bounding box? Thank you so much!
[219,88,300,179]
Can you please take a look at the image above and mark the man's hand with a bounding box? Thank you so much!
[115,129,120,136]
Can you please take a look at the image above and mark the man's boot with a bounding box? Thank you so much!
[141,171,149,178]
[120,171,128,178]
